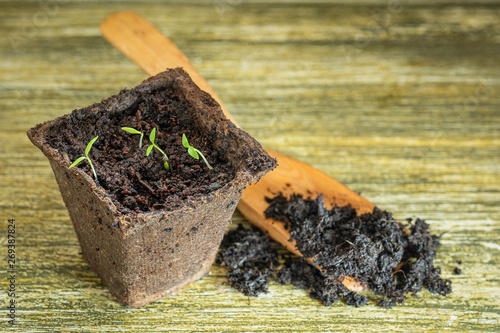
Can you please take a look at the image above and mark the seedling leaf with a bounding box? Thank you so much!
[122,127,144,148]
[145,128,170,170]
[121,127,141,135]
[149,128,156,144]
[188,147,198,159]
[182,133,190,148]
[69,136,99,181]
[85,136,99,157]
[68,156,86,169]
[182,134,213,170]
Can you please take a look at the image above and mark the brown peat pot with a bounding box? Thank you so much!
[27,68,276,307]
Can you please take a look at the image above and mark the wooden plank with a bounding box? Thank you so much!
[0,1,498,332]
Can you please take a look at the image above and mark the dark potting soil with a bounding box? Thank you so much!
[218,194,452,308]
[277,257,370,307]
[266,194,452,307]
[217,224,279,296]
[47,86,235,214]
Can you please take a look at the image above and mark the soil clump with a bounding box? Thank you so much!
[219,194,452,308]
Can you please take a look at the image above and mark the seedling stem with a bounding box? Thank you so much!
[68,136,99,181]
[182,133,213,170]
[146,128,170,169]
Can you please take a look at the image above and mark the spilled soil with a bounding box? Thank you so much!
[218,224,279,296]
[218,194,452,308]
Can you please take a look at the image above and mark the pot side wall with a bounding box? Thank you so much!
[49,159,244,307]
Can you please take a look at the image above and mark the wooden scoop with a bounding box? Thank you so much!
[100,11,375,292]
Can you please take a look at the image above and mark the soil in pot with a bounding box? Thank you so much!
[48,83,236,215]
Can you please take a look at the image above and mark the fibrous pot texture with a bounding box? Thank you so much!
[27,68,276,307]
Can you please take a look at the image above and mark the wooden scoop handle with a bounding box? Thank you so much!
[100,11,237,126]
[100,10,373,292]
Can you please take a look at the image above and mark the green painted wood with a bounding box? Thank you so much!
[1,1,499,331]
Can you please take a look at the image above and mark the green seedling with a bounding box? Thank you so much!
[182,133,213,170]
[121,127,144,148]
[146,128,169,170]
[68,136,99,181]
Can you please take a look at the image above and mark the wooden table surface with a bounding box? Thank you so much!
[1,0,499,332]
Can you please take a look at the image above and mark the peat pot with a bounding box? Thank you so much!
[27,68,276,307]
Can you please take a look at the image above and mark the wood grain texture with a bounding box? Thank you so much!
[0,1,499,332]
